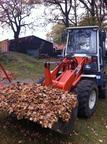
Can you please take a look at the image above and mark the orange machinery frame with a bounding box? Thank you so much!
[44,56,91,91]
[0,62,11,87]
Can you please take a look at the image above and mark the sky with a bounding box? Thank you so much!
[0,25,52,41]
[0,26,49,41]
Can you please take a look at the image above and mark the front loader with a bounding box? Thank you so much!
[0,26,106,135]
[39,26,107,134]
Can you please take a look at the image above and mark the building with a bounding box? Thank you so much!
[53,44,66,55]
[0,39,9,52]
[9,36,54,57]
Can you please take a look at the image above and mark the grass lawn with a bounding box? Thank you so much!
[2,52,57,81]
[0,52,107,144]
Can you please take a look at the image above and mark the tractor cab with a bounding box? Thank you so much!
[65,26,106,72]
[66,27,97,55]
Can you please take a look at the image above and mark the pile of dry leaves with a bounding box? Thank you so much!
[0,82,78,129]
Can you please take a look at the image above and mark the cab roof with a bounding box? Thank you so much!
[67,26,99,30]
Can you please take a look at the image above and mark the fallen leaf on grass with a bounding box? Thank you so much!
[73,130,80,135]
[99,139,103,143]
[18,140,23,144]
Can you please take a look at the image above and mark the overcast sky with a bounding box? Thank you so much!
[0,25,50,41]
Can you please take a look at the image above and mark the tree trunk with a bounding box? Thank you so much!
[65,0,69,27]
[14,26,20,51]
[91,0,95,24]
[74,0,77,26]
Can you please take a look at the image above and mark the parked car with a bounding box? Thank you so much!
[57,55,64,58]
[39,54,50,59]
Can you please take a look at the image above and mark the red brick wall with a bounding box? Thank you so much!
[0,39,9,52]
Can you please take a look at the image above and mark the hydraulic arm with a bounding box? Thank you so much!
[44,56,91,91]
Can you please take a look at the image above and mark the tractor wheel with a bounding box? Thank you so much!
[75,80,98,118]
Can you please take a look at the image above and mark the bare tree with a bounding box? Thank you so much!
[0,0,34,42]
[44,0,79,27]
[72,0,79,26]
[79,0,96,22]
[95,0,107,28]
[79,0,107,28]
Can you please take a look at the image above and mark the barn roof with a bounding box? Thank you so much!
[10,35,53,44]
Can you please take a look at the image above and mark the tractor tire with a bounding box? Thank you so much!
[75,80,98,118]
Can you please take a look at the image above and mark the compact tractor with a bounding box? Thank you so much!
[0,26,106,134]
[40,26,107,134]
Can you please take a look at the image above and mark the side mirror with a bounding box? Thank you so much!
[100,31,106,42]
[61,33,67,42]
